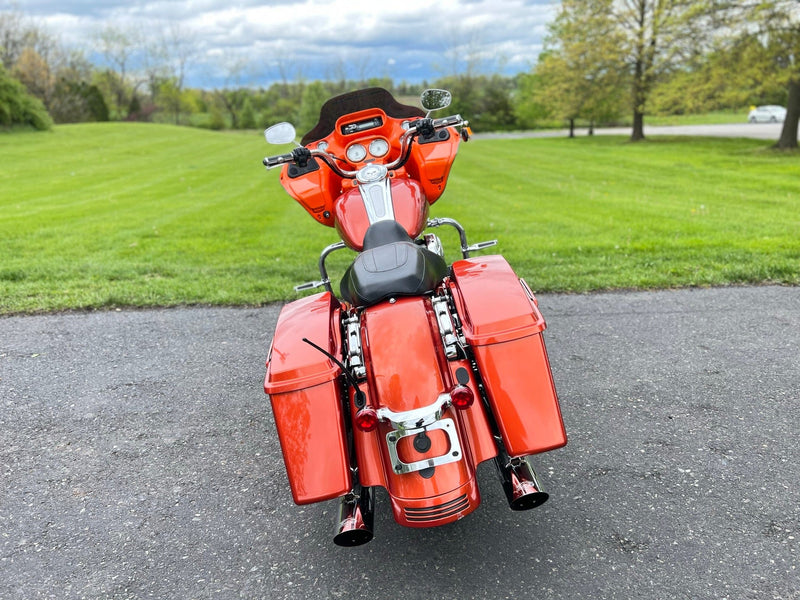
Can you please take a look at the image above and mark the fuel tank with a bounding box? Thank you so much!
[334,177,429,251]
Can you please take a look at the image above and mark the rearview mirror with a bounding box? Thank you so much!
[264,122,297,145]
[421,89,452,112]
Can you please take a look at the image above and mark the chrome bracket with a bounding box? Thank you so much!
[385,418,463,475]
[431,296,460,358]
[377,395,463,475]
[343,314,366,380]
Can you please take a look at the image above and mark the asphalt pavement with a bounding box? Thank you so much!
[1,285,799,599]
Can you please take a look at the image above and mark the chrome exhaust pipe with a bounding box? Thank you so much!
[333,485,374,547]
[495,455,549,511]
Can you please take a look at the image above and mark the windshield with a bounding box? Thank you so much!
[301,87,425,146]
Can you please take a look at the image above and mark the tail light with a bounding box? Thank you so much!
[355,407,379,432]
[450,385,474,409]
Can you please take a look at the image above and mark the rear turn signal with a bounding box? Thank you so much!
[450,385,474,409]
[355,407,379,432]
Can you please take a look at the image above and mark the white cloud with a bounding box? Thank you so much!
[12,0,558,87]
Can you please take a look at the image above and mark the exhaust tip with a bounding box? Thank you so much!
[333,486,374,547]
[509,487,549,511]
[333,525,374,547]
[496,455,549,511]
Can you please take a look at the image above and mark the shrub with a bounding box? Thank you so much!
[0,63,53,130]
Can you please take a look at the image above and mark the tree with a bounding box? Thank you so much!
[513,72,550,129]
[731,1,800,150]
[239,96,256,129]
[213,52,249,129]
[530,0,626,136]
[611,0,719,141]
[158,77,194,125]
[158,23,196,125]
[646,38,787,115]
[297,81,328,135]
[0,9,32,70]
[207,100,225,130]
[13,46,52,106]
[536,0,725,141]
[0,62,52,130]
[95,25,137,118]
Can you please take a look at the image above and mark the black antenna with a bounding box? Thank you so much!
[302,337,367,409]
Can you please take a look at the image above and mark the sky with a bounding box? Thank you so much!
[7,0,558,88]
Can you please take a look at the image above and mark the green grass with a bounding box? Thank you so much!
[444,136,799,292]
[1,123,798,314]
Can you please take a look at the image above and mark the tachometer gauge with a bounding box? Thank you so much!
[369,139,389,158]
[346,143,367,163]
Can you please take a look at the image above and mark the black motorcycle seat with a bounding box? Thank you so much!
[340,221,448,307]
[362,220,413,250]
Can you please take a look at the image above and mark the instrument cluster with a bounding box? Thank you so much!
[316,138,391,164]
[346,138,390,163]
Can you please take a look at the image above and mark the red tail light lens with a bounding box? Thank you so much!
[355,407,379,432]
[450,385,474,409]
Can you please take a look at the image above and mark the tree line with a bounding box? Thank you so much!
[520,0,800,149]
[1,3,797,148]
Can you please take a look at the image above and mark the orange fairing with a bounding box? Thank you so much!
[264,292,352,504]
[406,130,460,204]
[278,105,461,228]
[279,162,341,227]
[450,256,567,456]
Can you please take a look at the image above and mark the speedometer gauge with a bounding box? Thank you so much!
[346,143,367,163]
[369,139,389,158]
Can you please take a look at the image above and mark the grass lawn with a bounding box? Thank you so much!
[1,122,798,314]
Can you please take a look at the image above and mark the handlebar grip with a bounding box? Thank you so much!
[263,153,294,169]
[432,115,464,129]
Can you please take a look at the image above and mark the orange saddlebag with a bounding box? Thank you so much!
[449,256,567,456]
[264,292,352,504]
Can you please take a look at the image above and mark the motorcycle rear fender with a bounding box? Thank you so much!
[449,256,568,456]
[264,292,352,504]
[350,297,496,527]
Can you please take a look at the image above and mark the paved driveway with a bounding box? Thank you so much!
[1,286,799,599]
[478,122,793,140]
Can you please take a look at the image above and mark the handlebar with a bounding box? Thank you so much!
[262,114,468,177]
[263,152,295,169]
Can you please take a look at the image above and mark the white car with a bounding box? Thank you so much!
[748,105,786,123]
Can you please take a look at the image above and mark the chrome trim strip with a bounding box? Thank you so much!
[357,165,394,224]
[376,393,450,431]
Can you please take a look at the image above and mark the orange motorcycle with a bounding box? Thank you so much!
[262,88,566,546]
